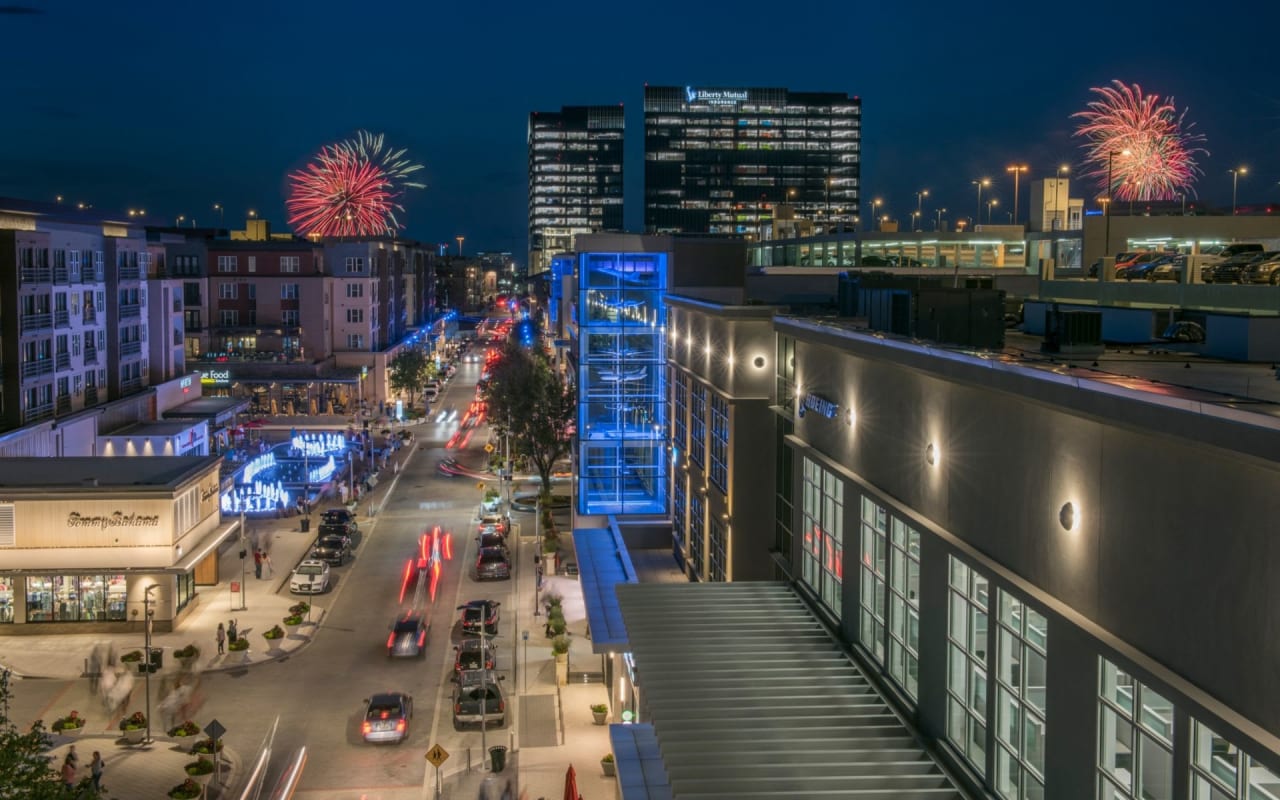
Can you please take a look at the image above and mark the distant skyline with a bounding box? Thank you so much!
[1,0,1277,259]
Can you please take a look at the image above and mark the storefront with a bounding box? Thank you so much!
[0,456,238,634]
[99,420,210,457]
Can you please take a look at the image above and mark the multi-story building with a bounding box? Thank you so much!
[528,105,624,277]
[644,85,861,240]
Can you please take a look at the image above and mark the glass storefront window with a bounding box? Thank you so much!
[0,578,13,623]
[1098,658,1172,800]
[176,572,196,612]
[26,574,126,622]
[947,556,989,778]
[800,457,843,618]
[994,590,1048,799]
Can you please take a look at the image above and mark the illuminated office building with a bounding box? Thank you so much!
[644,85,861,239]
[527,105,624,277]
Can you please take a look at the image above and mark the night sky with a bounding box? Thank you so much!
[2,0,1277,258]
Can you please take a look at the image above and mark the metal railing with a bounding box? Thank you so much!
[121,341,142,356]
[20,266,52,284]
[23,402,54,424]
[82,269,104,284]
[121,377,143,394]
[84,347,98,365]
[21,313,52,331]
[118,265,141,281]
[56,353,71,372]
[56,395,71,414]
[21,360,53,379]
[54,310,70,328]
[84,309,98,324]
[120,303,142,319]
[53,266,70,284]
[84,387,99,406]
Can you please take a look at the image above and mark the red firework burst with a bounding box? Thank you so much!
[1073,80,1208,203]
[286,132,423,237]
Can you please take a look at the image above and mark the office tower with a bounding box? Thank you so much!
[528,105,624,277]
[644,86,861,240]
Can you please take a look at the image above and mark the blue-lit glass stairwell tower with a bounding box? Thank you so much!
[576,251,668,515]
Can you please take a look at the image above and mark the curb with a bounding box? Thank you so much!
[195,609,327,675]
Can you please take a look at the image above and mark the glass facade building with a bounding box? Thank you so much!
[576,251,667,515]
[644,86,861,239]
[528,106,624,276]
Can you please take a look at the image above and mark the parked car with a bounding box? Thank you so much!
[458,600,500,635]
[310,533,352,566]
[453,638,497,679]
[1239,253,1280,285]
[475,547,512,581]
[361,692,413,744]
[1147,256,1186,282]
[321,509,358,530]
[477,530,507,551]
[1115,253,1164,279]
[289,559,331,594]
[451,670,506,730]
[1202,252,1270,284]
[1123,255,1176,281]
[387,612,429,658]
[477,513,508,534]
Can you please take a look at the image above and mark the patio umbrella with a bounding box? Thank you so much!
[563,764,581,800]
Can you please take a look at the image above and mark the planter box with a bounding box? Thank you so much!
[601,760,616,777]
[121,727,146,744]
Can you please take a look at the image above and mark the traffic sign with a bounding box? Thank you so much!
[484,444,495,453]
[425,743,450,767]
[204,719,227,741]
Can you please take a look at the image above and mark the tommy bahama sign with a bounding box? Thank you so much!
[67,511,161,529]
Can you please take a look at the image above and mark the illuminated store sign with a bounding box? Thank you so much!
[799,392,840,420]
[685,86,750,106]
[67,511,161,529]
[201,370,231,385]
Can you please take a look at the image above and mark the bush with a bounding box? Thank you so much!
[590,704,608,714]
[190,737,223,755]
[283,615,303,626]
[52,711,83,732]
[262,625,285,640]
[288,602,310,616]
[168,779,203,799]
[601,754,614,763]
[168,720,200,737]
[543,592,563,608]
[119,711,147,731]
[228,639,249,652]
[174,644,199,659]
[551,635,571,655]
[184,757,215,776]
[120,650,144,663]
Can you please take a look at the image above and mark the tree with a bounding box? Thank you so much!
[481,337,574,500]
[388,347,433,408]
[0,669,97,799]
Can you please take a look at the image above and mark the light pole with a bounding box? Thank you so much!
[143,584,157,744]
[1103,149,1130,266]
[870,198,883,231]
[911,210,921,232]
[987,198,999,225]
[972,179,990,227]
[1229,167,1247,215]
[934,208,947,231]
[238,509,248,610]
[176,215,186,228]
[914,190,929,230]
[1006,164,1029,225]
[455,236,465,257]
[213,203,224,227]
[1050,165,1069,231]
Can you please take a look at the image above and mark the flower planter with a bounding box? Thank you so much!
[121,727,146,744]
[176,655,197,670]
[187,771,213,787]
[601,758,616,777]
[592,710,608,725]
[57,724,83,737]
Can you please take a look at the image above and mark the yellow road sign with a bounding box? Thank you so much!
[425,743,450,767]
[475,482,486,490]
[484,444,495,453]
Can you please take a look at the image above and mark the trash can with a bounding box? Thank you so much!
[300,517,310,533]
[488,746,507,773]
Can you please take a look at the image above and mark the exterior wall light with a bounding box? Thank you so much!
[845,407,856,428]
[1059,501,1076,531]
[753,356,766,369]
[926,443,938,466]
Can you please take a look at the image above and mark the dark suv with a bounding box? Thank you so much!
[310,533,352,566]
[475,548,511,581]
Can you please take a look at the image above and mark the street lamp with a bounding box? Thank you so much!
[787,187,797,207]
[869,198,883,232]
[143,584,157,744]
[213,203,224,227]
[455,236,465,257]
[914,190,929,229]
[934,208,947,231]
[1103,149,1131,266]
[1229,167,1248,215]
[1006,164,1029,225]
[987,198,999,225]
[911,210,922,232]
[1050,165,1069,231]
[176,215,186,227]
[972,179,990,227]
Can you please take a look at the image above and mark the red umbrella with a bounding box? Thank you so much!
[563,764,582,800]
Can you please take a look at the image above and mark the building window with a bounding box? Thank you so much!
[220,310,239,326]
[346,282,364,298]
[346,308,364,324]
[346,334,364,349]
[859,496,888,664]
[994,590,1047,799]
[947,556,990,778]
[774,418,794,564]
[708,516,727,582]
[1191,719,1280,798]
[1099,658,1173,800]
[280,256,300,273]
[888,518,921,700]
[25,574,127,622]
[247,255,256,273]
[281,283,299,299]
[175,572,196,613]
[216,255,237,273]
[689,382,707,467]
[282,310,299,326]
[672,474,687,570]
[688,493,704,581]
[345,257,366,273]
[709,393,728,492]
[800,457,844,616]
[672,370,688,455]
[218,283,237,300]
[776,334,796,405]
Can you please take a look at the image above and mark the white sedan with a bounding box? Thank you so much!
[290,559,331,594]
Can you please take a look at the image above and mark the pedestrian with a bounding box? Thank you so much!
[215,623,226,655]
[90,751,104,791]
[60,756,75,790]
[261,549,274,577]
[228,619,238,644]
[253,549,263,579]
[66,744,78,769]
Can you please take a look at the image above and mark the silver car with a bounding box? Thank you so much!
[362,692,412,744]
[452,671,505,729]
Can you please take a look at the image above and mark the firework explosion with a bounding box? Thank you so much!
[1073,80,1208,203]
[286,131,425,237]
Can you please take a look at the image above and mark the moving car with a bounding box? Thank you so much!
[361,692,413,744]
[310,533,352,566]
[399,527,451,605]
[458,600,500,635]
[475,547,512,581]
[451,670,506,730]
[289,559,331,594]
[387,612,429,658]
[453,638,497,679]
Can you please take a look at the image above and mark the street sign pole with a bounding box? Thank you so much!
[425,744,450,800]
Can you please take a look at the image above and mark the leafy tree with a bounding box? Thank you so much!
[388,347,433,407]
[0,669,99,799]
[481,337,574,500]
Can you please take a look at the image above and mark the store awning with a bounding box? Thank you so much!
[172,516,242,573]
[571,526,637,653]
[615,582,966,800]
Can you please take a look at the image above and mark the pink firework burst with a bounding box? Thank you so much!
[286,132,424,237]
[1073,80,1208,203]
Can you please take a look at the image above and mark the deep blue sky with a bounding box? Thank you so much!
[2,0,1277,259]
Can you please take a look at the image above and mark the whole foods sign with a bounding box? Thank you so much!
[67,511,161,529]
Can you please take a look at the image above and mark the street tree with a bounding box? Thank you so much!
[0,669,97,799]
[481,337,574,500]
[388,347,433,408]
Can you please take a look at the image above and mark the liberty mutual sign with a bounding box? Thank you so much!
[685,86,750,106]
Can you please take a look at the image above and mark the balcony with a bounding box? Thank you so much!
[82,269,104,284]
[55,352,71,372]
[21,313,52,332]
[53,266,70,285]
[23,402,54,424]
[120,303,142,319]
[118,265,141,281]
[84,309,98,324]
[56,394,71,414]
[54,309,70,328]
[120,341,142,357]
[21,359,53,379]
[84,347,98,365]
[20,266,52,284]
[84,386,99,406]
[121,377,143,394]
